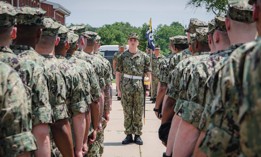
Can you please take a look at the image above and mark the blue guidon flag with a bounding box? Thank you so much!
[146,18,155,51]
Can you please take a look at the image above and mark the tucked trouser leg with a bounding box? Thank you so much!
[132,89,144,135]
[151,76,158,99]
[121,89,134,135]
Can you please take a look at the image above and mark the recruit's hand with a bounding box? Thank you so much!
[82,143,88,156]
[88,130,97,145]
[104,111,110,123]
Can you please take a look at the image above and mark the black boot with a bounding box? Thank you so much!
[162,152,171,157]
[122,134,133,144]
[117,96,121,100]
[134,135,143,145]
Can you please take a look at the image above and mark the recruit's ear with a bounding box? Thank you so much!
[10,26,17,40]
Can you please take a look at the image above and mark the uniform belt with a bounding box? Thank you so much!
[123,74,143,80]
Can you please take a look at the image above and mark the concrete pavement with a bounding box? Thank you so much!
[103,84,165,157]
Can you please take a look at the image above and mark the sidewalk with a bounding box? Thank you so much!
[103,84,165,157]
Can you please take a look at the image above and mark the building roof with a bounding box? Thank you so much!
[42,1,71,16]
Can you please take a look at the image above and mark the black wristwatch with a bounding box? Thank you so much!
[153,108,160,112]
[146,89,150,91]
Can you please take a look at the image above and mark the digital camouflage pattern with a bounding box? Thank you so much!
[199,43,250,156]
[195,27,209,43]
[186,18,208,34]
[240,38,261,156]
[117,50,151,135]
[168,49,191,72]
[227,0,254,23]
[16,48,68,122]
[16,6,46,26]
[0,1,16,27]
[42,17,60,36]
[151,54,165,98]
[94,52,113,112]
[158,57,169,84]
[88,118,107,157]
[0,62,37,157]
[66,54,101,104]
[55,55,87,116]
[75,50,105,89]
[1,46,52,126]
[199,45,240,132]
[167,53,209,104]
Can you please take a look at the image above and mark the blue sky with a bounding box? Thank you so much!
[50,0,215,28]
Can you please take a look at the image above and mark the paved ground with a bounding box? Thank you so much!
[103,84,165,157]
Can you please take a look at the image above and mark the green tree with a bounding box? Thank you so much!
[96,22,139,45]
[154,22,185,56]
[187,0,228,15]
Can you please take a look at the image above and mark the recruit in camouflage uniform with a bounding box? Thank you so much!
[151,45,165,102]
[0,3,52,157]
[12,6,75,156]
[13,6,68,123]
[199,1,256,156]
[88,35,113,157]
[0,62,37,157]
[155,35,190,121]
[55,23,87,117]
[66,30,102,157]
[86,32,110,157]
[238,1,261,156]
[116,33,151,145]
[0,2,52,126]
[162,25,209,157]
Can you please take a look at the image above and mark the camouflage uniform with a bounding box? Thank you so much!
[13,9,68,122]
[199,2,255,156]
[56,24,87,116]
[167,27,210,114]
[240,38,261,157]
[117,48,151,135]
[86,34,112,157]
[151,53,165,99]
[1,2,52,129]
[0,61,37,157]
[66,31,101,106]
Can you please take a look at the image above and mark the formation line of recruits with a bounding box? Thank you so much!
[154,0,261,156]
[0,2,113,157]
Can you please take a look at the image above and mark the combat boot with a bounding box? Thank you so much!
[122,134,133,144]
[134,135,143,145]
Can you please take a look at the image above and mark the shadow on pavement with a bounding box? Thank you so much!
[104,142,123,146]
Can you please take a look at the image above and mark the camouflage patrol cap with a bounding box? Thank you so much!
[169,36,175,42]
[58,25,69,41]
[42,17,60,36]
[69,25,86,35]
[195,27,209,43]
[173,35,188,45]
[95,35,101,41]
[81,31,98,40]
[186,18,208,34]
[0,1,17,27]
[16,6,46,26]
[207,19,215,35]
[128,32,139,40]
[189,33,196,44]
[67,31,79,44]
[215,16,226,32]
[227,0,254,23]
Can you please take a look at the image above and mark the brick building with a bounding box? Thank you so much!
[2,0,70,24]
